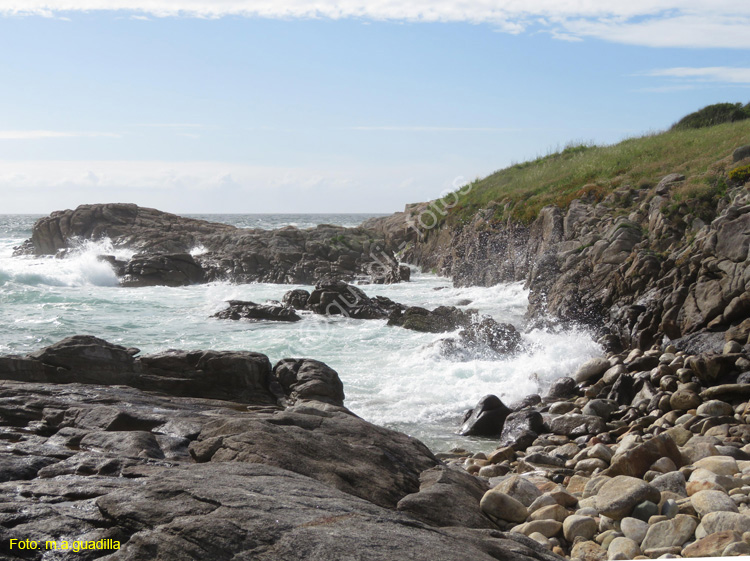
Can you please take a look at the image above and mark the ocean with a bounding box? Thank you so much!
[0,213,602,452]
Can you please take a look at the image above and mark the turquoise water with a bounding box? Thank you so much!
[0,214,601,451]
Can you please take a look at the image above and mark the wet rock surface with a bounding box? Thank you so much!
[212,300,302,322]
[304,278,405,319]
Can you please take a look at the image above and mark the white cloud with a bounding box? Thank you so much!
[2,1,750,48]
[645,67,750,84]
[0,130,121,140]
[565,14,750,48]
[632,84,701,93]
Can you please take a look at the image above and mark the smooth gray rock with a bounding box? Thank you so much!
[690,490,739,516]
[641,515,698,551]
[594,476,661,520]
[480,490,529,523]
[0,339,562,561]
[573,357,610,383]
[650,471,687,497]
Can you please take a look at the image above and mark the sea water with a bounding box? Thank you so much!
[0,214,601,452]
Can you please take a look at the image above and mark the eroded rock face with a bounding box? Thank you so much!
[0,461,557,561]
[14,203,408,286]
[370,167,750,350]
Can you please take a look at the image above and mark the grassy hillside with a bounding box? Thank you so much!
[444,118,750,225]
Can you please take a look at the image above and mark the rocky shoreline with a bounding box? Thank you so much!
[447,328,750,560]
[3,332,750,560]
[0,336,561,561]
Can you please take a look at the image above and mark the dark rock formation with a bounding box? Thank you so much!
[497,410,545,450]
[14,203,408,286]
[273,358,345,406]
[119,253,205,287]
[282,288,311,309]
[213,300,302,322]
[306,278,405,319]
[546,377,578,399]
[437,318,524,360]
[459,395,511,437]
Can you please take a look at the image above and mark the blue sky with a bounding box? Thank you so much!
[1,1,749,213]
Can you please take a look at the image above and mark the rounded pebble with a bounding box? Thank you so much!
[563,515,598,542]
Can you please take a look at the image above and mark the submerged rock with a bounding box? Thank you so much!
[431,316,524,362]
[388,305,475,333]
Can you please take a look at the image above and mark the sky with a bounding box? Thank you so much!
[1,1,749,214]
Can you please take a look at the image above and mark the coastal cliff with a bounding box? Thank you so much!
[367,120,750,353]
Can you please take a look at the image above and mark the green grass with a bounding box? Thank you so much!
[443,119,750,225]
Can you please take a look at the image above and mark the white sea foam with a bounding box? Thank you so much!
[189,244,208,256]
[0,238,126,287]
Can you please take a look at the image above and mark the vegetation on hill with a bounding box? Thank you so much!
[672,102,750,131]
[439,105,750,225]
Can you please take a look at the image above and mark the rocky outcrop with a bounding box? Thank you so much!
[387,305,523,359]
[0,337,562,561]
[1,335,278,405]
[14,203,408,286]
[388,305,475,333]
[304,278,405,319]
[438,317,524,360]
[119,252,205,287]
